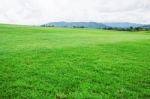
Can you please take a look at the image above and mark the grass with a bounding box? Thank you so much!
[0,24,150,99]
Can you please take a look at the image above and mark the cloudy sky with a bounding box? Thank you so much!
[0,0,150,25]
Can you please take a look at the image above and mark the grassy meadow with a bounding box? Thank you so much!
[0,24,150,99]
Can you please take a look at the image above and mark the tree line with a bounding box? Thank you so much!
[103,27,150,31]
[41,25,150,31]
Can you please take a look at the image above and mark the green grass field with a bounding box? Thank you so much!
[0,24,150,99]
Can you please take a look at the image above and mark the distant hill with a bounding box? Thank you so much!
[44,22,108,28]
[141,25,150,29]
[43,22,148,29]
[103,22,143,28]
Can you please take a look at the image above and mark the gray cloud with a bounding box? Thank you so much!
[0,0,150,25]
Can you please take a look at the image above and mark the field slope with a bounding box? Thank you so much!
[0,24,150,99]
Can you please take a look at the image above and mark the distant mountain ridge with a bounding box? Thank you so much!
[141,25,150,29]
[43,22,149,29]
[44,22,108,28]
[104,22,143,28]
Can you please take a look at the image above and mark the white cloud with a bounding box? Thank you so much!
[0,0,150,25]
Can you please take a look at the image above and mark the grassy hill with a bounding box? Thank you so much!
[0,24,150,99]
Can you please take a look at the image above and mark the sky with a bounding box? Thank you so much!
[0,0,150,25]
